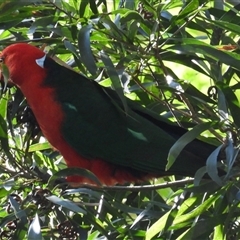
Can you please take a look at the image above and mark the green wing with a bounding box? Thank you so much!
[43,57,216,176]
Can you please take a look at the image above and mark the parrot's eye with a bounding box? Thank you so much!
[0,56,5,63]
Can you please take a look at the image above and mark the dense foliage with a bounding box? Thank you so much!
[0,0,240,239]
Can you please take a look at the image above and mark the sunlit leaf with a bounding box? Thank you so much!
[28,213,42,240]
[46,195,86,214]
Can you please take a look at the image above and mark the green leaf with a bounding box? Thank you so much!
[167,122,213,170]
[207,19,240,36]
[100,50,129,113]
[9,196,27,225]
[119,11,144,25]
[28,16,55,34]
[168,38,240,70]
[78,24,97,75]
[29,142,51,152]
[206,145,224,185]
[146,209,175,240]
[175,0,200,22]
[46,195,86,214]
[172,190,224,227]
[177,214,227,240]
[216,81,240,126]
[64,40,78,56]
[28,213,42,240]
[79,0,89,18]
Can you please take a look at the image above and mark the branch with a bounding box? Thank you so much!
[70,178,194,191]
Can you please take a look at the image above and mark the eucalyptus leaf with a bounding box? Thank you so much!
[100,50,128,113]
[28,213,42,240]
[167,122,213,170]
[78,24,97,75]
[206,144,224,186]
[46,195,86,214]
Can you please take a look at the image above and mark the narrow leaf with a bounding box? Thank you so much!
[28,213,42,240]
[146,209,174,240]
[78,25,97,75]
[29,142,51,152]
[100,50,128,113]
[167,122,213,170]
[206,145,224,185]
[46,195,86,214]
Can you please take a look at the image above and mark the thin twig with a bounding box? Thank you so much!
[145,62,183,127]
[70,178,194,191]
[159,3,207,49]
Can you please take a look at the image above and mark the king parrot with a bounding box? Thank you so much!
[0,43,219,186]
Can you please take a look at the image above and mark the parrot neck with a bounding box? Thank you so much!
[7,53,66,148]
[20,80,66,148]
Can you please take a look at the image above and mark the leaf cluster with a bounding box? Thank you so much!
[0,0,240,239]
